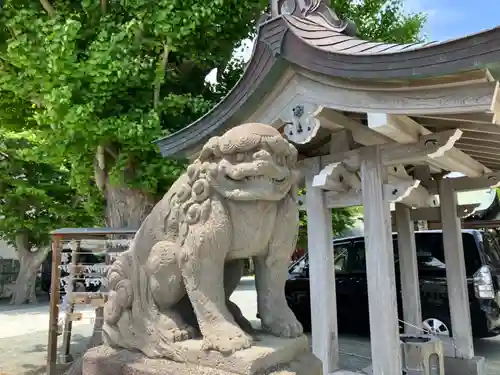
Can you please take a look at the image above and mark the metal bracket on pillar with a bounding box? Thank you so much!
[282,103,323,144]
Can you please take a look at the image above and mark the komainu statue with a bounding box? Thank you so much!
[103,123,304,361]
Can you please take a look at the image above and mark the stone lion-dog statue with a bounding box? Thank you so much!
[103,123,304,361]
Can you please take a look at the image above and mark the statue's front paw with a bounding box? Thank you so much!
[167,325,196,342]
[261,308,303,338]
[202,322,253,355]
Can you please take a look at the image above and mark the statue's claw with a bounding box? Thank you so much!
[201,322,253,355]
[168,325,196,342]
[261,307,304,338]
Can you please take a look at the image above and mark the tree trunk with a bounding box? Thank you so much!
[104,184,155,228]
[10,233,49,305]
[64,180,155,375]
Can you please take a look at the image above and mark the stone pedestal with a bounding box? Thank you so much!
[83,334,321,375]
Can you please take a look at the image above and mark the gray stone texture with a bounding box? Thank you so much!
[99,123,313,374]
[83,334,321,375]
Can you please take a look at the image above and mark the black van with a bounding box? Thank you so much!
[285,229,500,338]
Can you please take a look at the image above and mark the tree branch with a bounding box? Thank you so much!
[14,232,30,257]
[100,0,107,14]
[94,145,107,192]
[39,0,56,17]
[153,43,169,110]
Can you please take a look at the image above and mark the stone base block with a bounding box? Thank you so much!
[83,334,321,375]
[443,356,487,375]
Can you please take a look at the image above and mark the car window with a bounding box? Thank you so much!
[333,243,350,272]
[348,241,366,272]
[415,232,481,276]
[481,232,500,267]
[290,256,308,274]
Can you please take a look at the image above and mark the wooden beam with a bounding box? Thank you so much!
[297,75,499,116]
[425,172,500,193]
[367,113,431,143]
[312,162,360,192]
[491,81,500,123]
[417,119,500,134]
[388,165,437,207]
[456,137,500,150]
[367,113,490,176]
[458,144,500,158]
[325,180,422,208]
[318,110,390,145]
[325,129,463,171]
[305,157,339,374]
[323,165,437,208]
[360,146,402,375]
[395,203,422,335]
[427,147,491,177]
[438,178,474,359]
[412,112,499,125]
[409,204,480,221]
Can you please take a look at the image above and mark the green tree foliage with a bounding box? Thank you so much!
[0,121,99,304]
[333,0,427,42]
[296,190,361,249]
[0,0,268,228]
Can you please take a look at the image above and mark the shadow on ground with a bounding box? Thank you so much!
[0,297,50,315]
[16,333,89,375]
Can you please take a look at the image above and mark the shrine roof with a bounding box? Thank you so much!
[155,2,500,161]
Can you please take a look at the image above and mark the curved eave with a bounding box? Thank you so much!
[282,16,500,80]
[156,16,500,158]
[155,19,289,159]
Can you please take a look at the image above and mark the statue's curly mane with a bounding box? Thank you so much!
[171,124,298,246]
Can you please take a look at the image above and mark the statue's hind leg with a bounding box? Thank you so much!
[146,240,196,342]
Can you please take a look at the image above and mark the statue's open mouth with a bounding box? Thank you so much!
[225,175,287,184]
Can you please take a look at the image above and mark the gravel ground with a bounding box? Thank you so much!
[0,278,499,375]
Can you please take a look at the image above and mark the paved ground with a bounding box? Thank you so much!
[0,277,499,374]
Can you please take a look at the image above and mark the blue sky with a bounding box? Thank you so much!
[404,0,500,41]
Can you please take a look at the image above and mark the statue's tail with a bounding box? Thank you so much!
[103,253,133,326]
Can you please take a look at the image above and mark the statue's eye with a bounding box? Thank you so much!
[235,153,245,162]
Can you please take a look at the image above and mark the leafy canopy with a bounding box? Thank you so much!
[333,0,427,42]
[0,127,100,250]
[0,0,267,201]
[0,0,427,240]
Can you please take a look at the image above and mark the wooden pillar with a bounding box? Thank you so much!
[61,240,80,362]
[305,157,338,375]
[361,146,402,375]
[47,235,62,375]
[438,178,474,359]
[395,203,422,334]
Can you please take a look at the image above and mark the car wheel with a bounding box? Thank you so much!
[422,317,452,337]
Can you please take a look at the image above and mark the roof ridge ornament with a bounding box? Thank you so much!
[270,0,357,36]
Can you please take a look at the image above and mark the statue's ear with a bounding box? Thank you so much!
[199,136,220,162]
